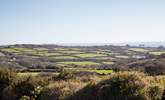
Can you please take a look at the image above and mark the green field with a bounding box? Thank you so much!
[18,72,41,76]
[107,52,120,55]
[75,53,107,58]
[0,48,20,53]
[149,51,165,55]
[44,52,63,56]
[58,61,100,66]
[66,68,113,74]
[94,57,115,60]
[102,61,115,65]
[58,50,84,54]
[14,47,34,52]
[129,48,149,52]
[50,56,77,59]
[115,55,129,59]
[18,72,58,76]
[93,51,109,54]
[87,69,113,74]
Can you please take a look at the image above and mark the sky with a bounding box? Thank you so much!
[0,0,165,45]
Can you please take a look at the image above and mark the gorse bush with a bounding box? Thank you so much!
[97,72,149,100]
[66,71,165,100]
[12,76,48,100]
[96,72,165,100]
[41,79,87,100]
[0,67,16,99]
[19,86,43,100]
[66,81,98,100]
[147,84,163,100]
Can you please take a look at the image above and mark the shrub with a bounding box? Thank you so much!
[55,68,74,80]
[0,67,16,99]
[64,71,165,100]
[97,72,148,100]
[146,84,163,100]
[40,80,87,100]
[66,82,98,100]
[12,76,48,100]
[145,65,165,75]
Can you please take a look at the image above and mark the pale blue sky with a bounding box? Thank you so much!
[0,0,165,45]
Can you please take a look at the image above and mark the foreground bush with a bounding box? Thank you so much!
[0,67,16,99]
[97,72,148,100]
[66,82,98,100]
[12,76,49,100]
[147,84,163,100]
[0,66,165,100]
[98,72,162,100]
[66,71,165,100]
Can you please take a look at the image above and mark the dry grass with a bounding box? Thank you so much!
[41,75,103,100]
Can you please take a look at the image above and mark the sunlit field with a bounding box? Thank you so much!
[57,61,100,66]
[129,48,149,52]
[75,53,107,58]
[149,51,165,55]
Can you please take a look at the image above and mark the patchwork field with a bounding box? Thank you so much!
[0,45,165,75]
[1,44,165,100]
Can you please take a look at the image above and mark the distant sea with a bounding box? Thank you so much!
[1,42,165,47]
[58,42,165,47]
